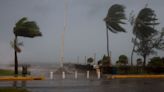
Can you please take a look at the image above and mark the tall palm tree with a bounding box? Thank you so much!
[13,17,42,75]
[104,4,126,66]
[132,8,159,67]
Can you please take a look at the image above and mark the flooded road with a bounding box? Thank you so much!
[1,78,164,92]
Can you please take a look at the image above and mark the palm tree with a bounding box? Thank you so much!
[104,4,126,66]
[13,17,42,75]
[132,8,159,67]
[87,57,94,65]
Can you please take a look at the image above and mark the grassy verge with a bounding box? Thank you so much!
[0,88,29,92]
[0,69,14,76]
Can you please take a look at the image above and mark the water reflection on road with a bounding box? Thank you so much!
[0,67,164,92]
[1,78,164,92]
[26,79,164,92]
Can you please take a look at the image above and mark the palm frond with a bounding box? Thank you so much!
[133,7,159,38]
[15,17,27,26]
[104,4,126,33]
[14,17,42,37]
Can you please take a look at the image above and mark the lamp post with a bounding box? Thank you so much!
[60,0,68,69]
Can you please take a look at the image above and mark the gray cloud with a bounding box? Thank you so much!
[0,0,163,65]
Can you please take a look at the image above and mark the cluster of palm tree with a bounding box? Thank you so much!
[103,4,163,67]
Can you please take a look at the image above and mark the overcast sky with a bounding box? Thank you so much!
[0,0,164,65]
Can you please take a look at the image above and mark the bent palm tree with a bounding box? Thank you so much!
[104,4,126,66]
[132,8,159,67]
[13,17,42,75]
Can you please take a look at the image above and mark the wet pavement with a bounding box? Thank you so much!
[0,67,164,92]
[0,78,164,92]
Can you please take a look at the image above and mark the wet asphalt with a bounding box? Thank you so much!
[0,77,164,92]
[0,68,164,92]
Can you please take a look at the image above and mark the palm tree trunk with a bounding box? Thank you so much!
[131,37,137,66]
[106,26,111,66]
[14,35,18,76]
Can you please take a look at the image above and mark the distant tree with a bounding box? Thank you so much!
[13,17,42,75]
[104,4,126,66]
[136,58,143,66]
[116,55,128,66]
[148,57,164,67]
[97,60,102,66]
[132,7,163,67]
[98,55,110,67]
[162,57,164,63]
[87,57,94,65]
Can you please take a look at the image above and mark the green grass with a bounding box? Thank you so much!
[0,88,29,92]
[0,69,14,76]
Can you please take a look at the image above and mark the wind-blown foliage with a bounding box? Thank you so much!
[132,8,163,67]
[133,8,159,39]
[13,17,42,75]
[104,4,126,33]
[14,17,42,37]
[103,4,126,66]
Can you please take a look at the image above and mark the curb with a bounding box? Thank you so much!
[107,75,164,79]
[0,76,45,81]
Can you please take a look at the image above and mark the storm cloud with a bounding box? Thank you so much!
[0,0,163,65]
